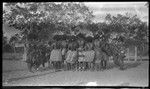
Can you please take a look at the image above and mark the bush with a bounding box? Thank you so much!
[3,44,14,53]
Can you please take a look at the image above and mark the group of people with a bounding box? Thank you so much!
[25,33,125,73]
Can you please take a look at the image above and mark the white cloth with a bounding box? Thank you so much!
[50,49,62,61]
[65,50,77,63]
[82,50,95,62]
[62,48,66,56]
[78,51,85,62]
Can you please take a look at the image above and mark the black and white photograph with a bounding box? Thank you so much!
[2,2,149,86]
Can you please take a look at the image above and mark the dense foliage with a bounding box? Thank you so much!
[3,2,148,55]
[3,2,94,43]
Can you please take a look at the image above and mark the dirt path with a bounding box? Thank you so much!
[3,60,149,86]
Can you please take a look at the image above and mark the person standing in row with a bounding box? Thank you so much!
[82,42,95,71]
[77,34,86,71]
[65,41,78,71]
[61,39,68,70]
[49,42,62,70]
[93,38,109,71]
[26,43,36,72]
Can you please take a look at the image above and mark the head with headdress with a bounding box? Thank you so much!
[85,35,94,43]
[85,42,94,50]
[53,34,61,41]
[76,33,86,46]
[58,34,67,48]
[93,34,102,48]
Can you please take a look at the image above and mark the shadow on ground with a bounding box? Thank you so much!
[124,62,141,70]
[3,69,27,73]
[6,67,61,83]
[106,61,141,70]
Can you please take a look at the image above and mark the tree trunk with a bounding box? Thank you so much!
[12,45,16,60]
[127,48,129,61]
[14,46,16,53]
[23,44,27,61]
[135,46,137,61]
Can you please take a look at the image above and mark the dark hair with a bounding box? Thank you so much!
[61,40,68,49]
[93,39,101,48]
[77,39,85,48]
[51,42,56,49]
[90,42,94,50]
[72,42,78,51]
[86,42,94,50]
[56,41,61,49]
[67,41,78,51]
[68,43,72,50]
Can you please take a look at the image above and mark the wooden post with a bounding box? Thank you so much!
[22,45,25,61]
[127,48,129,61]
[13,44,16,60]
[23,41,28,61]
[135,46,137,61]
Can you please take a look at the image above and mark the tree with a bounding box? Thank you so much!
[3,44,14,53]
[3,35,8,52]
[89,13,148,57]
[87,23,99,33]
[3,2,94,64]
[3,2,94,43]
[103,13,148,45]
[3,36,7,47]
[3,2,94,56]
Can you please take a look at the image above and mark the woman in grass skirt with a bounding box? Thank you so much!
[64,41,78,71]
[26,43,37,72]
[101,41,125,70]
[45,44,51,68]
[26,46,34,72]
[76,33,86,71]
[37,44,48,69]
[33,46,41,71]
[50,40,62,70]
[82,42,95,71]
[61,35,68,70]
[93,36,109,71]
[93,39,102,71]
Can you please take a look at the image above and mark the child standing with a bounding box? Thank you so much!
[101,51,109,70]
[77,38,85,71]
[61,40,68,70]
[64,42,78,71]
[82,43,95,71]
[50,42,62,70]
[94,39,109,71]
[26,44,36,72]
[94,39,104,71]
